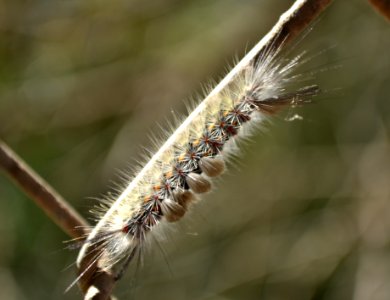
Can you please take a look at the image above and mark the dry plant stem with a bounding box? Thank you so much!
[0,141,117,298]
[76,0,333,299]
[0,140,89,238]
[369,0,390,21]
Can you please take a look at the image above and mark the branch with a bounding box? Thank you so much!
[76,0,333,299]
[368,0,390,21]
[0,140,88,239]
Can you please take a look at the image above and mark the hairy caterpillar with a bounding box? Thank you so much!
[73,7,326,296]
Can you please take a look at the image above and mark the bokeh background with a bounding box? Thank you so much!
[1,0,390,299]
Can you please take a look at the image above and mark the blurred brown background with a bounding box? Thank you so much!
[1,0,390,299]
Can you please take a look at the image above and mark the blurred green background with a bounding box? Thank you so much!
[1,0,390,299]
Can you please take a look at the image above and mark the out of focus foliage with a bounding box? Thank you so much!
[1,0,390,299]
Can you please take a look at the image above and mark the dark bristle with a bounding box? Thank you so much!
[253,85,320,114]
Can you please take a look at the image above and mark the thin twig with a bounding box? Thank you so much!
[0,140,115,298]
[76,0,333,299]
[368,0,390,21]
[0,139,89,238]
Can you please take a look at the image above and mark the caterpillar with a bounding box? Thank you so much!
[75,41,320,288]
[72,6,327,294]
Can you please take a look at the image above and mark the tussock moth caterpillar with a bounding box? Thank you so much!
[73,2,330,297]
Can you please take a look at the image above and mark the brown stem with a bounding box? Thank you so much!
[0,140,116,298]
[253,0,334,63]
[369,0,390,21]
[0,140,89,238]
